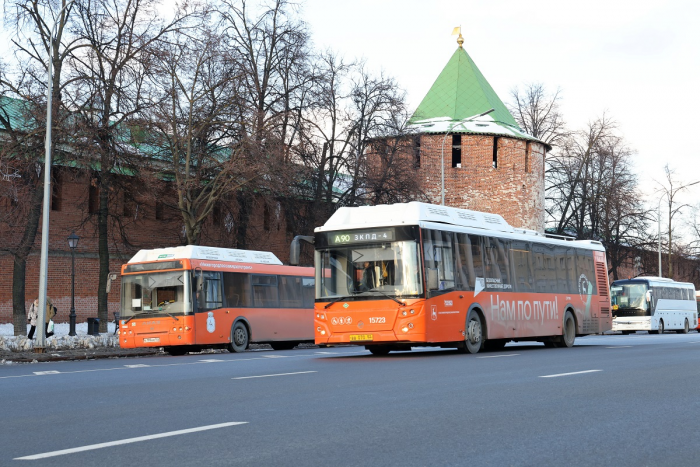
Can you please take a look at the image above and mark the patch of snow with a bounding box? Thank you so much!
[0,322,119,351]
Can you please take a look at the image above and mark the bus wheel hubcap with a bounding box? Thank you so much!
[468,320,481,344]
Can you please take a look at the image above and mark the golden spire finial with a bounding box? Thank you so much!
[451,26,463,48]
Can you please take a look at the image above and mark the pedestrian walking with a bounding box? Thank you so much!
[27,298,55,339]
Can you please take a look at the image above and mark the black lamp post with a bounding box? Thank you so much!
[68,232,79,336]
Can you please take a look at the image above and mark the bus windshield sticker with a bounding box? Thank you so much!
[474,278,485,297]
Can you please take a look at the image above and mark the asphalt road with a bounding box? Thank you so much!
[2,331,700,467]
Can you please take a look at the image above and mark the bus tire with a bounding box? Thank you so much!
[561,310,576,348]
[463,310,483,354]
[677,319,689,334]
[228,322,249,353]
[270,342,297,351]
[658,319,664,334]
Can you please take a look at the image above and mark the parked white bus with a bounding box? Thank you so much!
[611,277,697,334]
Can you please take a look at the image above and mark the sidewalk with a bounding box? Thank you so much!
[0,322,161,364]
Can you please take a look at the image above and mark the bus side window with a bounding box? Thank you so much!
[223,272,252,308]
[253,274,279,308]
[201,272,223,311]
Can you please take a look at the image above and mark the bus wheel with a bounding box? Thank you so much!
[166,346,188,356]
[228,322,249,353]
[367,346,390,355]
[677,319,689,334]
[658,320,664,334]
[621,331,632,335]
[464,311,483,354]
[270,342,297,351]
[561,311,576,348]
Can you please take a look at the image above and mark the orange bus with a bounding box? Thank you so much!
[119,246,314,355]
[293,202,611,355]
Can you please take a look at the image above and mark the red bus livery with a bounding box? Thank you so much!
[120,246,314,355]
[302,202,611,355]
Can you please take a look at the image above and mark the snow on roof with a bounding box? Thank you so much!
[127,245,282,265]
[408,113,544,145]
[317,201,516,233]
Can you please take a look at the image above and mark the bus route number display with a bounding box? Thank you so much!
[329,229,394,245]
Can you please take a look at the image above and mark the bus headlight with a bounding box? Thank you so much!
[402,326,409,333]
[316,313,326,320]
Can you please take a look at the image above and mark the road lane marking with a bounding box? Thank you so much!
[539,370,602,378]
[33,371,60,375]
[262,355,290,358]
[124,364,150,368]
[233,371,317,380]
[605,346,633,349]
[476,354,520,358]
[14,422,248,460]
[199,359,226,363]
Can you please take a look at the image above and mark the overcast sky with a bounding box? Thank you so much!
[301,0,700,206]
[3,0,699,227]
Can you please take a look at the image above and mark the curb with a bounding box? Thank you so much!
[1,349,161,364]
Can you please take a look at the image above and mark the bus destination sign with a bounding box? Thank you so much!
[329,229,394,245]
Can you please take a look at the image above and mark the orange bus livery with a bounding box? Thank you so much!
[292,202,611,355]
[120,246,314,355]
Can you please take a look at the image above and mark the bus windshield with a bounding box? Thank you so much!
[611,282,648,311]
[316,240,423,300]
[121,270,191,318]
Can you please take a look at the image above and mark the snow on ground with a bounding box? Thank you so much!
[0,322,119,352]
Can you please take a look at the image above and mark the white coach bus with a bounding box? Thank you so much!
[611,277,697,334]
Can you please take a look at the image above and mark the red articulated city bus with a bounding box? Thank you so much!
[298,202,611,355]
[119,246,314,355]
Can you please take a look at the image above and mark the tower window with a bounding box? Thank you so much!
[492,137,499,168]
[413,136,421,168]
[525,142,531,173]
[155,201,164,220]
[451,134,461,168]
[263,204,270,231]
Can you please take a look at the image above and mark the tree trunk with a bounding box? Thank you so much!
[11,171,44,336]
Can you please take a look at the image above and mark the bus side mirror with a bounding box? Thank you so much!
[290,235,314,266]
[427,268,439,291]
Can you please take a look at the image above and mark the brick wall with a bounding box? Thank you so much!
[416,133,546,231]
[0,167,301,323]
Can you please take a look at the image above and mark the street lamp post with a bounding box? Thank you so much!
[36,0,76,351]
[439,108,495,206]
[68,232,79,336]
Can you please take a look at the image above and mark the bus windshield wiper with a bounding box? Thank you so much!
[123,311,151,325]
[363,288,404,306]
[324,294,354,309]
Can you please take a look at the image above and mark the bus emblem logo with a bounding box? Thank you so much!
[343,303,349,309]
[206,312,216,333]
[431,305,438,321]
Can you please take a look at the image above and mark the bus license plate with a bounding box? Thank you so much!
[143,338,160,343]
[349,334,373,342]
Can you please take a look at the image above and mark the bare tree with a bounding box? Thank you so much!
[0,0,83,335]
[655,165,700,279]
[508,83,569,148]
[68,0,194,331]
[147,15,262,245]
[546,115,650,278]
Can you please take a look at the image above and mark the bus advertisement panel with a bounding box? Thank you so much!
[311,202,611,354]
[611,278,697,334]
[119,246,314,355]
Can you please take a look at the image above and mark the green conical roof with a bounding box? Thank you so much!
[410,47,518,128]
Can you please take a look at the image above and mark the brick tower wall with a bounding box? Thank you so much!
[417,133,546,231]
